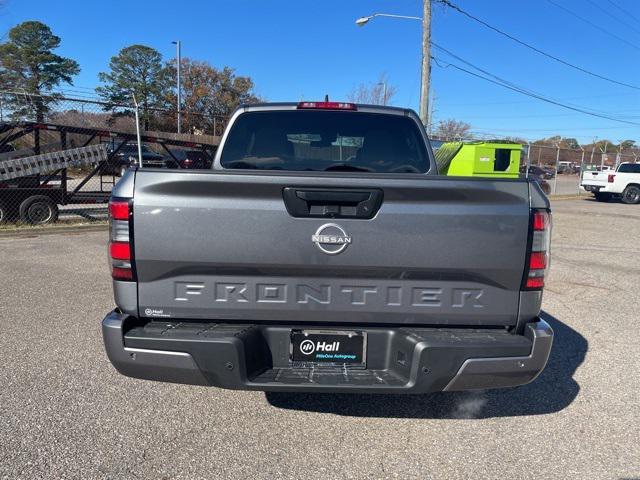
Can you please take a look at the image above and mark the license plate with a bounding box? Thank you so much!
[290,330,366,365]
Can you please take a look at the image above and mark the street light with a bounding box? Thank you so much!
[355,7,430,127]
[355,13,422,26]
[171,40,182,134]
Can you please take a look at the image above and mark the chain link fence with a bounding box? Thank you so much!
[0,91,226,226]
[525,143,638,196]
[2,91,638,226]
[432,135,639,196]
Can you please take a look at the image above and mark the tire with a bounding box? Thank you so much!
[19,195,59,225]
[621,185,640,205]
[594,192,612,202]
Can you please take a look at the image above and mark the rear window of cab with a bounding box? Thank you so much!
[220,110,429,173]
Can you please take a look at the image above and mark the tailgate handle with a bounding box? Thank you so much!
[283,187,383,219]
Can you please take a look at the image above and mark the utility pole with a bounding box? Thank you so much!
[355,6,430,121]
[420,0,431,127]
[172,40,182,134]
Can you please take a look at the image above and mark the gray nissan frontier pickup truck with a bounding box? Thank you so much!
[102,101,553,393]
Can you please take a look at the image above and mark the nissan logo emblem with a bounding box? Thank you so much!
[311,223,352,255]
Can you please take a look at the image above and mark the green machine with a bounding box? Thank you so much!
[434,141,522,178]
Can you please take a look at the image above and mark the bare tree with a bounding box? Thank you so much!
[347,74,397,105]
[434,119,471,141]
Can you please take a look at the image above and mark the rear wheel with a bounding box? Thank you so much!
[621,185,640,205]
[594,192,612,202]
[19,195,59,225]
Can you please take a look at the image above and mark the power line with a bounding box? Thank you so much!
[439,92,640,107]
[470,125,639,132]
[458,112,637,120]
[436,0,640,89]
[432,44,639,121]
[431,56,640,126]
[545,0,640,51]
[606,0,640,25]
[585,0,640,36]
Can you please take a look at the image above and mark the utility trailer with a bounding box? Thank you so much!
[0,144,108,223]
[434,141,522,178]
[0,121,220,224]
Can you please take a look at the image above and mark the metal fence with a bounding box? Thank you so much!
[431,134,639,196]
[525,143,638,196]
[2,90,638,226]
[0,91,225,226]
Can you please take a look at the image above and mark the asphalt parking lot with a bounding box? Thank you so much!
[1,197,638,480]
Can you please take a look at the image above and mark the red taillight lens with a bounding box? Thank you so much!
[608,174,615,183]
[532,211,547,231]
[529,251,547,270]
[524,209,551,290]
[525,277,544,289]
[111,267,134,281]
[109,241,131,260]
[109,200,130,220]
[297,101,357,110]
[108,198,134,281]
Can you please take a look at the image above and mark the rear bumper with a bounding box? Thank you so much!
[102,311,553,393]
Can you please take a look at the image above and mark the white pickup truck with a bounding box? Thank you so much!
[581,162,640,204]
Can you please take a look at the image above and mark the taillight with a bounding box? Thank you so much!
[524,209,551,290]
[608,174,615,183]
[297,101,357,110]
[108,198,135,281]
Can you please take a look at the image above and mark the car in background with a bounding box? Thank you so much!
[526,165,554,179]
[557,161,576,174]
[581,162,640,203]
[105,143,166,176]
[166,149,212,169]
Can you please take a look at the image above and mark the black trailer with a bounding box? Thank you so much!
[0,121,219,224]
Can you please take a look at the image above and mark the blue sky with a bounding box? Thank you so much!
[1,0,639,143]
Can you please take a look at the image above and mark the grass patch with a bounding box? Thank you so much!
[0,218,108,233]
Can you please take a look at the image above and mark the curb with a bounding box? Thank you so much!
[549,194,587,201]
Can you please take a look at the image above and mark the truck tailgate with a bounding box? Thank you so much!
[582,170,609,186]
[132,170,531,326]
